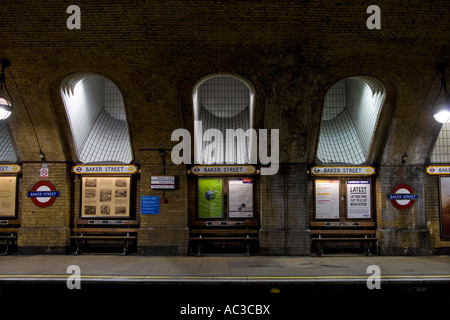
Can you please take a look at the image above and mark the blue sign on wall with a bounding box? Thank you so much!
[141,196,159,215]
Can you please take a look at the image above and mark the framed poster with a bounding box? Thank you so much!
[229,178,253,218]
[198,178,223,218]
[347,180,371,219]
[0,176,16,217]
[315,180,339,219]
[439,177,450,237]
[81,176,131,218]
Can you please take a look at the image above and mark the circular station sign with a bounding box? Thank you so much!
[387,184,417,210]
[28,181,59,208]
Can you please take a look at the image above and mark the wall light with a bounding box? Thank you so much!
[0,58,13,120]
[432,63,450,124]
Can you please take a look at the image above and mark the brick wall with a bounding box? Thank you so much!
[18,162,71,254]
[1,1,450,255]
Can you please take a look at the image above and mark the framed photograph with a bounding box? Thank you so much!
[0,176,17,217]
[81,176,131,218]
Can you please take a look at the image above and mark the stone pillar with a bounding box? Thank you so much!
[18,162,71,254]
[376,165,428,255]
[137,162,189,255]
[259,164,310,255]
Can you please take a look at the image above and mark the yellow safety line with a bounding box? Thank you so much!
[1,274,450,280]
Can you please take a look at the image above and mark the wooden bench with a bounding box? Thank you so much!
[70,219,138,255]
[0,220,20,255]
[189,220,259,256]
[310,221,378,256]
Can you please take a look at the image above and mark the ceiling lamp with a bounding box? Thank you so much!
[433,63,450,124]
[0,58,13,120]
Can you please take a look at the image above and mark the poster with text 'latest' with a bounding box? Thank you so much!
[229,178,253,218]
[315,180,339,219]
[347,180,371,219]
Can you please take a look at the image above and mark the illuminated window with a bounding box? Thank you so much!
[317,77,385,164]
[193,75,254,164]
[61,74,132,163]
[0,122,17,162]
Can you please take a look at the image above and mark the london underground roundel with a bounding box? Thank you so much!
[28,181,59,208]
[387,184,417,210]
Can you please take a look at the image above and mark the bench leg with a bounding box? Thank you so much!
[3,239,11,255]
[246,235,251,256]
[122,239,130,256]
[197,240,202,256]
[74,239,83,255]
[313,241,323,257]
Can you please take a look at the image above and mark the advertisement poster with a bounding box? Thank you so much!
[439,177,450,237]
[315,180,339,219]
[198,178,223,218]
[0,176,16,217]
[81,176,131,218]
[347,180,371,219]
[229,178,253,218]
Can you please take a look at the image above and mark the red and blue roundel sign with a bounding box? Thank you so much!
[387,184,418,210]
[28,181,59,208]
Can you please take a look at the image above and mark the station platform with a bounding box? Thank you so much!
[1,254,450,317]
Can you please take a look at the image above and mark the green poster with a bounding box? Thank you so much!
[198,178,223,218]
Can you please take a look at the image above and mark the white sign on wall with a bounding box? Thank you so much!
[229,178,253,218]
[315,180,340,219]
[347,180,371,219]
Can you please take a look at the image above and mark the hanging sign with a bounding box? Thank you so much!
[151,176,175,189]
[347,180,371,219]
[387,184,417,210]
[426,166,450,175]
[0,164,21,174]
[28,181,59,208]
[190,165,257,175]
[310,166,375,176]
[72,164,138,174]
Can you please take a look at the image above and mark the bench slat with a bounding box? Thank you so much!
[310,221,375,227]
[70,236,136,239]
[312,238,378,241]
[73,228,139,233]
[310,229,375,235]
[0,228,20,233]
[190,229,258,234]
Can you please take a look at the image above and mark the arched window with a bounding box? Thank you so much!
[61,74,132,163]
[0,122,17,163]
[431,123,450,163]
[193,75,254,164]
[317,77,385,164]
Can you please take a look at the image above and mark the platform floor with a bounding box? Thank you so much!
[1,254,450,317]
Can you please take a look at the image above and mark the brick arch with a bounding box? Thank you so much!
[307,55,430,165]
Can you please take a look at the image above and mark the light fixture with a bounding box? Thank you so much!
[432,63,450,123]
[0,58,13,120]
